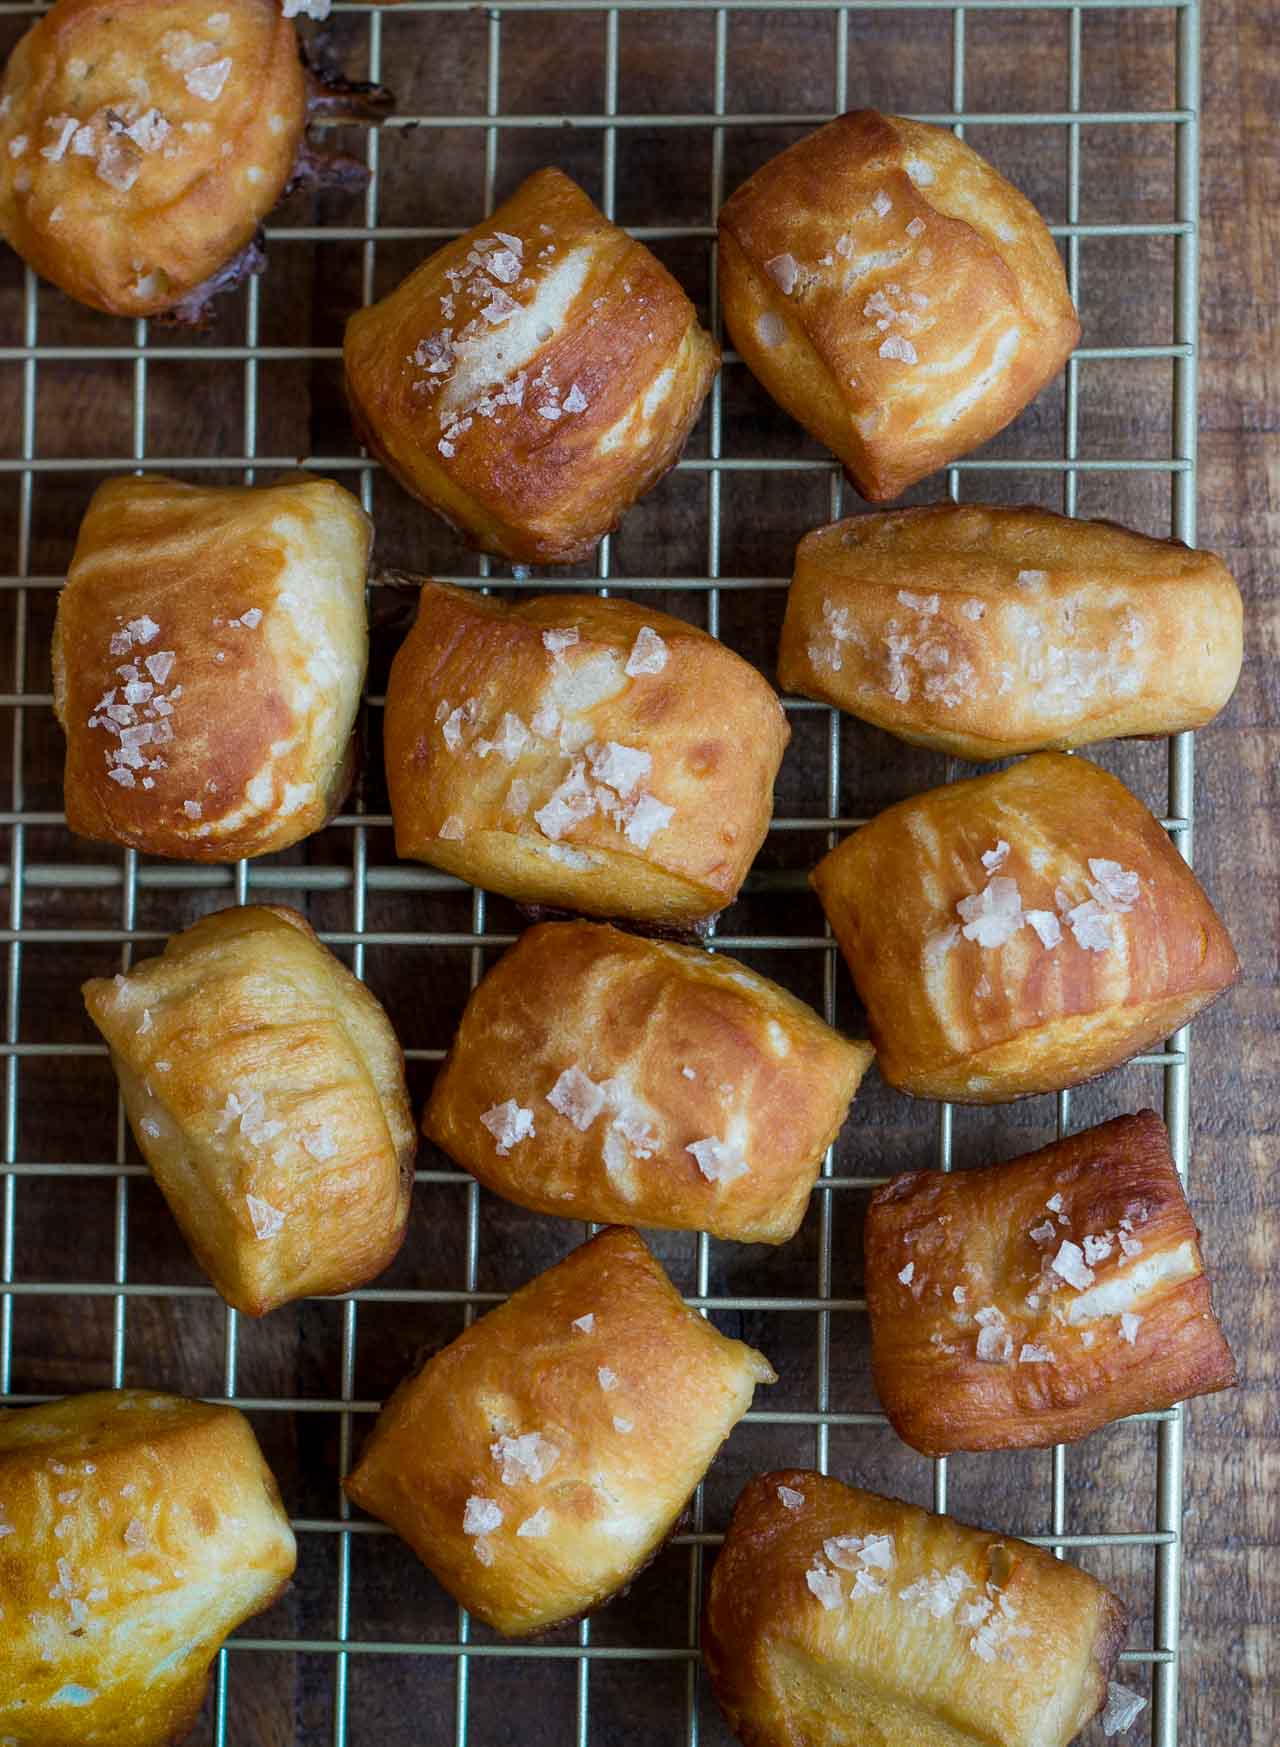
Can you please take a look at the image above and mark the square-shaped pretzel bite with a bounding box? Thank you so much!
[383,583,790,925]
[82,905,415,1318]
[343,1227,774,1636]
[865,1111,1236,1455]
[423,920,875,1243]
[344,166,719,564]
[703,1470,1129,1747]
[718,111,1079,503]
[52,473,371,862]
[0,0,307,320]
[0,1389,295,1747]
[777,503,1243,760]
[811,752,1239,1101]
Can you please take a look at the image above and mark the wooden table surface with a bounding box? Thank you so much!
[0,4,1274,1745]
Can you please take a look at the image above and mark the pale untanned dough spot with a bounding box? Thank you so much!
[438,246,593,423]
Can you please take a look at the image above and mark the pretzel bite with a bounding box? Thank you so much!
[778,503,1244,759]
[0,0,310,319]
[344,1226,774,1636]
[52,473,370,863]
[343,166,719,564]
[719,111,1079,502]
[423,920,874,1243]
[704,1470,1128,1747]
[383,583,790,925]
[811,752,1239,1102]
[865,1111,1236,1455]
[82,904,415,1318]
[0,1388,296,1747]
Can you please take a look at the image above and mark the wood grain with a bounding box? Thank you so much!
[0,5,1274,1745]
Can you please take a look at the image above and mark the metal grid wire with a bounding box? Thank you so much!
[0,1,1203,1743]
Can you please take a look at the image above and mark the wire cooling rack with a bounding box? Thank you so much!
[0,2,1207,1743]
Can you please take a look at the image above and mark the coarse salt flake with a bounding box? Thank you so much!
[185,57,233,102]
[547,1064,606,1131]
[1050,1239,1095,1291]
[777,1485,804,1511]
[624,626,668,677]
[127,616,159,646]
[588,739,651,799]
[1102,1682,1148,1737]
[622,793,673,850]
[687,1136,749,1185]
[246,1195,285,1240]
[612,1416,634,1434]
[571,1313,595,1334]
[805,1562,844,1610]
[897,590,939,615]
[957,877,1024,949]
[1019,1343,1052,1363]
[597,1366,618,1392]
[765,253,799,295]
[564,383,588,414]
[757,311,787,348]
[898,1262,915,1286]
[463,1496,503,1536]
[480,1100,535,1156]
[879,334,918,364]
[906,216,927,237]
[981,840,1010,874]
[517,1508,551,1539]
[872,190,892,216]
[542,627,579,657]
[1083,1233,1113,1265]
[1025,909,1062,949]
[1119,1312,1142,1345]
[491,1431,559,1485]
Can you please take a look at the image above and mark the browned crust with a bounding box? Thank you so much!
[718,111,1079,503]
[777,502,1244,760]
[343,166,719,565]
[810,752,1240,1102]
[865,1111,1237,1455]
[382,582,789,925]
[343,1226,773,1637]
[0,0,307,318]
[53,474,370,865]
[421,920,874,1244]
[704,1468,1127,1747]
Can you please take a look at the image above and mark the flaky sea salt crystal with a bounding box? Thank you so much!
[765,253,799,295]
[898,1262,915,1286]
[1019,1343,1052,1363]
[491,1431,559,1485]
[805,1561,844,1610]
[823,1534,865,1572]
[872,189,892,216]
[957,877,1024,949]
[623,793,673,850]
[463,1496,503,1536]
[1066,898,1114,952]
[563,383,589,414]
[906,216,927,238]
[1016,569,1048,589]
[186,57,233,102]
[1088,858,1141,911]
[517,1508,551,1539]
[612,1416,634,1435]
[961,598,986,620]
[439,815,466,841]
[757,311,787,348]
[624,626,668,677]
[687,1136,749,1184]
[899,1566,972,1618]
[1025,909,1062,949]
[981,840,1010,874]
[542,627,579,657]
[246,1195,284,1240]
[571,1313,594,1334]
[1083,1234,1113,1265]
[1102,1682,1148,1736]
[879,334,918,363]
[535,760,596,841]
[303,1126,338,1161]
[127,616,159,646]
[777,1485,804,1511]
[546,1064,605,1131]
[481,1100,535,1155]
[1050,1240,1095,1290]
[597,1366,618,1393]
[897,590,939,615]
[588,740,651,798]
